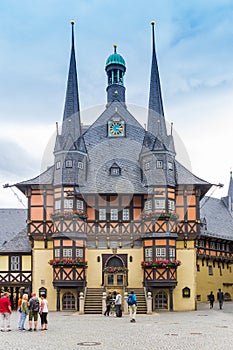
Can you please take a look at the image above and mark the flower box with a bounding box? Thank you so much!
[50,210,87,221]
[140,211,179,221]
[103,266,128,273]
[48,258,87,267]
[141,259,181,268]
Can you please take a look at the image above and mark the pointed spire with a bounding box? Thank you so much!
[228,170,233,200]
[62,20,81,142]
[147,21,167,138]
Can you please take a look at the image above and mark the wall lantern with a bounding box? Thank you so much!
[182,286,190,298]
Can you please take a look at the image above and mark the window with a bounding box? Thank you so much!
[64,199,73,210]
[10,256,20,271]
[210,242,215,249]
[169,248,176,258]
[226,244,229,252]
[221,243,225,251]
[110,209,118,221]
[99,209,106,221]
[56,161,61,170]
[208,265,213,275]
[63,249,72,258]
[144,200,152,211]
[78,162,83,169]
[65,160,73,168]
[54,249,60,258]
[145,248,153,260]
[122,209,130,221]
[168,161,173,170]
[216,243,220,250]
[76,200,84,210]
[110,167,120,176]
[76,249,83,258]
[145,162,150,170]
[155,199,165,210]
[168,200,175,211]
[155,248,166,258]
[156,160,163,169]
[199,240,205,248]
[55,200,61,211]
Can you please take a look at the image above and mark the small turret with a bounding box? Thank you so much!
[105,44,126,104]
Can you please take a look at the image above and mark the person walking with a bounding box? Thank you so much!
[39,295,48,330]
[0,292,12,332]
[17,295,22,329]
[115,291,122,317]
[217,288,224,310]
[104,292,112,316]
[28,292,40,331]
[208,291,215,309]
[127,290,137,323]
[19,294,29,331]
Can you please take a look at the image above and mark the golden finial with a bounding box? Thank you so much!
[70,20,75,25]
[151,20,155,26]
[113,43,117,53]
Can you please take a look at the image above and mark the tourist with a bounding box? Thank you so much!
[104,292,112,316]
[39,294,48,330]
[0,292,12,332]
[127,290,137,323]
[19,294,29,331]
[217,288,224,310]
[115,291,122,317]
[208,291,215,309]
[28,292,40,331]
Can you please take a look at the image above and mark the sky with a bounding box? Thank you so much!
[0,0,232,208]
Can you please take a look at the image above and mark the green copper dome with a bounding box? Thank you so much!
[106,45,126,68]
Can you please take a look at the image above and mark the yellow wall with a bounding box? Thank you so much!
[0,256,8,271]
[32,247,55,311]
[22,255,31,270]
[174,240,196,311]
[196,258,233,302]
[86,248,143,289]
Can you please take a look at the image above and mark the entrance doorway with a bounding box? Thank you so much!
[62,292,76,310]
[154,290,168,310]
[104,256,127,288]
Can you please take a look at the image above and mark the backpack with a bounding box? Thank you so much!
[127,295,134,306]
[31,298,40,312]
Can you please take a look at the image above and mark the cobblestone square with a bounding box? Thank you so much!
[1,303,233,350]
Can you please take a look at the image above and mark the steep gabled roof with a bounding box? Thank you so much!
[0,209,27,248]
[0,228,31,253]
[200,197,233,240]
[15,166,54,188]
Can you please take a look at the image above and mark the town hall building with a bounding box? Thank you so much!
[1,21,233,312]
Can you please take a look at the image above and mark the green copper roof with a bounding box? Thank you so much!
[106,52,126,67]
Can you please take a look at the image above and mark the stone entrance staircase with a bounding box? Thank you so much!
[84,288,104,314]
[128,288,147,314]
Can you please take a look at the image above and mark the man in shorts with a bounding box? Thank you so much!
[28,292,40,331]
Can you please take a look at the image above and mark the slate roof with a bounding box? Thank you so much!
[175,160,211,190]
[15,166,54,187]
[0,209,27,248]
[0,228,31,253]
[200,197,233,240]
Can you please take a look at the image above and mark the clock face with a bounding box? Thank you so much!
[108,121,125,137]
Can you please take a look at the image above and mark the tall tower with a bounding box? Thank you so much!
[105,44,126,104]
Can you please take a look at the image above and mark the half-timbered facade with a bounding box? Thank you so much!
[4,22,232,312]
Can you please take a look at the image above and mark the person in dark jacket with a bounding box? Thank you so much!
[217,288,224,310]
[208,291,215,309]
[104,292,112,316]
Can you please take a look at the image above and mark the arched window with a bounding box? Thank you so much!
[106,256,123,268]
[154,290,168,310]
[62,292,76,310]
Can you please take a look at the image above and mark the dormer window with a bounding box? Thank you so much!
[144,162,150,171]
[110,163,121,176]
[56,161,61,170]
[66,160,73,168]
[156,160,163,169]
[168,161,173,170]
[78,162,83,169]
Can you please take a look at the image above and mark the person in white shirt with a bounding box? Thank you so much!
[115,291,122,317]
[39,295,48,330]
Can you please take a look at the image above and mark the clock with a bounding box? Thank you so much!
[108,120,125,137]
